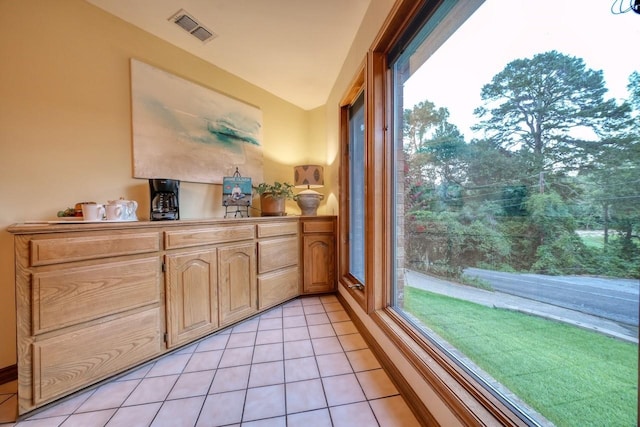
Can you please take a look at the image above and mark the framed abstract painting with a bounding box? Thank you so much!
[130,58,264,184]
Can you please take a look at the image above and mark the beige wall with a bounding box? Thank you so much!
[0,0,325,368]
[323,0,400,216]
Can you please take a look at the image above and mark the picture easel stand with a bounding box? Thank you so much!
[222,168,251,218]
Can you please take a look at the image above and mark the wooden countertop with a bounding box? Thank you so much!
[8,216,301,234]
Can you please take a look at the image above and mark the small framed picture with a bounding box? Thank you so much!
[222,176,252,207]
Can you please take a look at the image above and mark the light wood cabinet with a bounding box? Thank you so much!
[258,268,299,309]
[258,236,298,273]
[164,224,255,249]
[165,249,218,348]
[257,221,300,310]
[32,308,161,404]
[32,256,161,334]
[12,229,163,413]
[8,216,335,415]
[163,223,257,339]
[301,217,336,294]
[218,242,257,326]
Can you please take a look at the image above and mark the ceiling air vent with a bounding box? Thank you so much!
[191,26,214,42]
[169,9,217,43]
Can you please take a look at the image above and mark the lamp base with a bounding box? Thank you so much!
[294,190,324,216]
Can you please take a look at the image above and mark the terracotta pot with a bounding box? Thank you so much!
[260,193,287,216]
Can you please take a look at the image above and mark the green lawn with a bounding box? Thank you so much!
[578,232,606,249]
[404,286,638,427]
[580,235,605,249]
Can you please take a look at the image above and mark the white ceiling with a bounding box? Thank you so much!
[86,0,371,110]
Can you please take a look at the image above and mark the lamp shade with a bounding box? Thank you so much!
[294,165,324,189]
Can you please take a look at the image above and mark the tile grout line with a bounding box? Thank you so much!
[313,300,337,426]
[176,338,216,427]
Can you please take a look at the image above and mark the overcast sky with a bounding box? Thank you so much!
[404,0,640,140]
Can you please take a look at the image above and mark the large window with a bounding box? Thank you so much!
[390,1,638,426]
[339,67,370,309]
[349,91,366,284]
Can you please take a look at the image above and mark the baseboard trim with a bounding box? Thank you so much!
[337,293,437,427]
[0,364,17,385]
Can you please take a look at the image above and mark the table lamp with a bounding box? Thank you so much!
[294,165,324,215]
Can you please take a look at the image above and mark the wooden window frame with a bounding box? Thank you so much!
[338,61,370,312]
[338,0,532,425]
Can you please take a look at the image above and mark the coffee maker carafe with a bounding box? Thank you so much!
[149,179,180,220]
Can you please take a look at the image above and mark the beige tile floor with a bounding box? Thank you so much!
[0,295,421,427]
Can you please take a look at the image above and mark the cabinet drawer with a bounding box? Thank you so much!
[30,232,160,266]
[302,220,334,233]
[32,256,161,334]
[258,236,298,273]
[258,267,299,309]
[32,307,162,405]
[257,221,298,238]
[165,225,255,249]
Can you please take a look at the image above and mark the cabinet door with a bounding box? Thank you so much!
[218,242,257,326]
[303,235,336,293]
[166,249,218,348]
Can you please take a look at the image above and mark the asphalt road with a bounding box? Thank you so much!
[464,268,639,326]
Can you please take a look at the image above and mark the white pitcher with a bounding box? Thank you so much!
[107,198,138,221]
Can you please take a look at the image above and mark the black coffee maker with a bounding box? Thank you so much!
[149,179,180,220]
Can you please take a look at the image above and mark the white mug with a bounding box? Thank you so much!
[105,204,122,221]
[82,203,105,221]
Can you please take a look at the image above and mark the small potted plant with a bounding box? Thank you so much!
[254,181,294,216]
